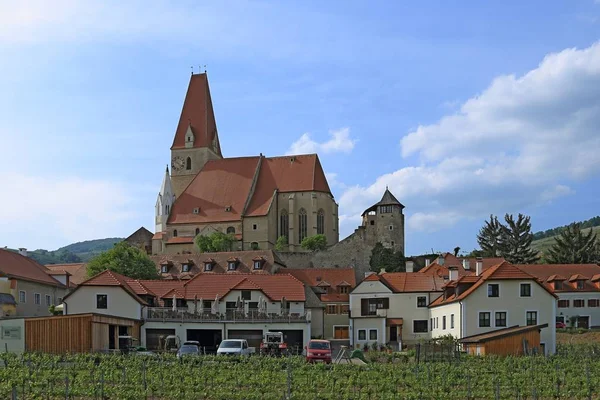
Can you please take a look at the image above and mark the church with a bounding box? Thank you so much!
[152,73,340,255]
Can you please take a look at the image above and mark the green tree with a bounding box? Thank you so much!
[546,223,598,264]
[369,242,405,273]
[195,232,236,253]
[86,242,158,279]
[453,246,461,257]
[275,236,288,251]
[500,213,539,264]
[476,215,504,257]
[301,234,327,251]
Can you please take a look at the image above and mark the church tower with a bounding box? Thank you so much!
[170,73,223,197]
[155,166,175,233]
[361,188,405,255]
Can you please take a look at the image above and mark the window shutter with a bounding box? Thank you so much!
[382,298,390,309]
[361,299,368,316]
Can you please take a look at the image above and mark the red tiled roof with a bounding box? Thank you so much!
[0,249,64,287]
[170,73,221,154]
[165,236,195,245]
[516,264,600,292]
[168,156,260,224]
[285,268,356,288]
[420,254,505,277]
[131,280,184,299]
[379,272,446,293]
[45,263,88,285]
[321,294,349,302]
[364,273,380,282]
[569,274,590,282]
[547,274,567,281]
[152,232,165,240]
[64,270,148,305]
[245,155,332,216]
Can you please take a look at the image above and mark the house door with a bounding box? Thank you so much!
[577,316,590,329]
[334,326,349,339]
[389,326,398,342]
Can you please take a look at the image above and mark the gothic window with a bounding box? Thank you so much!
[298,208,307,243]
[195,228,200,235]
[173,230,178,237]
[227,227,235,234]
[186,157,192,170]
[280,210,289,240]
[165,205,170,215]
[317,209,325,235]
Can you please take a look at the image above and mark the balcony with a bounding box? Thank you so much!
[145,307,310,324]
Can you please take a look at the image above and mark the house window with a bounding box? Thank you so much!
[45,295,52,307]
[317,209,325,235]
[558,299,569,308]
[204,262,213,272]
[186,157,191,170]
[34,293,41,305]
[280,210,289,240]
[436,317,439,329]
[442,316,446,330]
[577,281,585,290]
[228,262,237,271]
[520,283,531,297]
[96,294,108,309]
[589,299,600,307]
[340,304,349,314]
[413,320,428,333]
[227,226,235,234]
[417,296,427,308]
[487,284,499,297]
[251,242,259,250]
[380,205,394,213]
[430,318,433,331]
[526,311,538,326]
[495,312,507,327]
[173,230,178,237]
[554,281,563,290]
[574,299,585,308]
[253,260,262,270]
[19,291,25,303]
[182,264,190,272]
[326,305,338,314]
[358,329,366,341]
[241,290,251,301]
[369,329,378,341]
[450,314,454,329]
[195,228,200,235]
[479,312,491,327]
[360,298,389,316]
[298,208,308,243]
[248,302,258,310]
[338,286,349,294]
[161,265,168,273]
[252,224,258,231]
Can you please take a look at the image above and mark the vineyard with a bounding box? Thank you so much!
[1,345,600,399]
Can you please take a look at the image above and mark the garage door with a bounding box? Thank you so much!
[145,329,176,351]
[227,329,263,349]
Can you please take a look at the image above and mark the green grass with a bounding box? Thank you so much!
[531,226,600,258]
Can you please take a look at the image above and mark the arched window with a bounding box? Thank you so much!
[186,157,192,170]
[251,242,259,250]
[226,226,235,234]
[317,209,325,235]
[298,208,307,243]
[279,210,289,240]
[165,205,169,215]
[195,228,200,235]
[173,229,178,237]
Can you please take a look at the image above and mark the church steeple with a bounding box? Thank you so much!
[155,165,175,233]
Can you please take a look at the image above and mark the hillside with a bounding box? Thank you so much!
[531,226,600,259]
[10,237,124,265]
[533,216,600,240]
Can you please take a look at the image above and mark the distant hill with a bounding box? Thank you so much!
[56,238,123,262]
[531,217,600,259]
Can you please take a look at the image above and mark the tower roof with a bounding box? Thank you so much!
[171,73,222,155]
[361,188,404,216]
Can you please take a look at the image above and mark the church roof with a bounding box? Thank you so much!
[169,154,332,224]
[361,188,404,216]
[170,73,221,155]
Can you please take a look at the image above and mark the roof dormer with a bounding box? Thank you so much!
[252,256,264,270]
[204,258,215,272]
[227,257,239,271]
[185,124,195,148]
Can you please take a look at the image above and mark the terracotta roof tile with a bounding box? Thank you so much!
[284,268,356,288]
[170,73,221,154]
[379,272,446,293]
[569,273,590,282]
[152,232,165,240]
[419,254,505,277]
[516,264,600,293]
[321,294,349,302]
[0,249,64,287]
[64,270,148,305]
[166,236,195,244]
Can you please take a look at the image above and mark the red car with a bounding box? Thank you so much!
[306,340,332,364]
[556,321,566,329]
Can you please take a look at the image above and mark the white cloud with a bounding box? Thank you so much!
[0,171,138,249]
[338,42,600,235]
[287,128,356,155]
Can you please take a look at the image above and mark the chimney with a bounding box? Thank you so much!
[425,259,431,267]
[448,266,458,282]
[18,248,27,257]
[405,261,414,273]
[476,257,483,276]
[462,259,470,270]
[379,268,386,275]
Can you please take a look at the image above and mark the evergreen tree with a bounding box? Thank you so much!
[86,242,158,279]
[546,223,598,264]
[369,242,405,273]
[499,213,539,264]
[476,215,504,257]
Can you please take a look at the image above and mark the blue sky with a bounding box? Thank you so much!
[1,1,600,254]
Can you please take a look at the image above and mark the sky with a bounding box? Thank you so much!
[1,0,600,255]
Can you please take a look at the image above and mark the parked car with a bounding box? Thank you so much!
[556,321,566,329]
[216,339,255,356]
[305,339,332,364]
[177,344,200,358]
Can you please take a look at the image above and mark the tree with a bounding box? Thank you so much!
[275,236,288,251]
[86,242,158,279]
[369,242,405,273]
[453,246,461,257]
[476,215,504,257]
[546,223,598,264]
[195,232,236,253]
[301,235,327,251]
[500,213,539,264]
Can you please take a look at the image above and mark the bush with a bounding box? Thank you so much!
[301,234,327,251]
[275,236,288,251]
[195,232,236,253]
